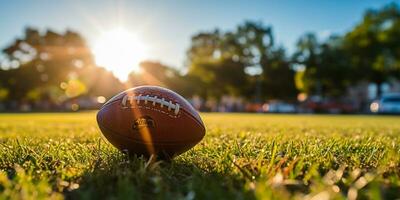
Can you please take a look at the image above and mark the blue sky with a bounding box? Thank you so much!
[1,0,398,71]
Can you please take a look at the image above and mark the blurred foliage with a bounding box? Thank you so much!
[0,28,124,110]
[127,61,190,96]
[292,34,352,97]
[344,3,400,95]
[1,3,400,110]
[0,88,9,101]
[187,21,297,101]
[294,3,400,97]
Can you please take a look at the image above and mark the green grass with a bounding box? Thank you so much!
[0,113,399,200]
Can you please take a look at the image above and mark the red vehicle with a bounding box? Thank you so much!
[301,97,357,113]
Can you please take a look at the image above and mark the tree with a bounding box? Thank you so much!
[260,48,297,100]
[344,3,400,96]
[292,33,351,98]
[188,59,248,99]
[236,22,297,100]
[186,29,249,99]
[318,36,352,97]
[292,33,321,95]
[186,21,297,101]
[0,27,123,109]
[127,61,190,96]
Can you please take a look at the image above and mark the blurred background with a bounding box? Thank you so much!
[1,0,400,114]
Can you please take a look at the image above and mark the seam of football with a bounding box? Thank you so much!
[122,94,181,115]
[101,92,206,131]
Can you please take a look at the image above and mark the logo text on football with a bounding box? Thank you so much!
[132,116,155,130]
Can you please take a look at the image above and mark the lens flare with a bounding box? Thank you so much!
[92,28,148,81]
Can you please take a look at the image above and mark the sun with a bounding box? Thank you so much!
[92,28,148,81]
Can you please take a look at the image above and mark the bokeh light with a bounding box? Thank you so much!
[97,96,106,104]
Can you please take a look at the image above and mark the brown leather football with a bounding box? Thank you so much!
[96,86,205,158]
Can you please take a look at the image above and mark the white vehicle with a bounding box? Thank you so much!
[262,101,297,113]
[370,93,400,114]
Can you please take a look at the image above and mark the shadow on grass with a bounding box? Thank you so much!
[65,153,255,200]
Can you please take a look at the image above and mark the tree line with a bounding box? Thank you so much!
[0,3,399,110]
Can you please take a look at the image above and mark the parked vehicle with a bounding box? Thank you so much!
[245,103,264,113]
[262,101,297,113]
[370,93,400,114]
[299,96,358,114]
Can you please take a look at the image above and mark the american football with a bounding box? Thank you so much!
[96,86,205,158]
[3,1,400,199]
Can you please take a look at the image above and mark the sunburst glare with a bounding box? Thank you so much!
[92,28,148,81]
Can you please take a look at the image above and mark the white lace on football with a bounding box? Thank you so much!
[121,94,180,115]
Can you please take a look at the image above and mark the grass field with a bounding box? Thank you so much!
[0,113,399,199]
